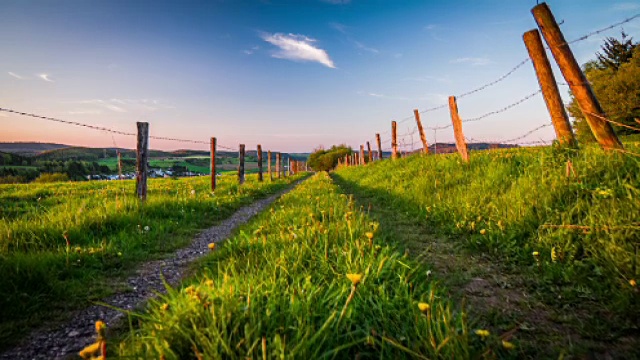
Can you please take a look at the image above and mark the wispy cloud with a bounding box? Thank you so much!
[424,24,438,31]
[329,22,348,34]
[364,92,411,101]
[243,45,260,55]
[405,75,451,84]
[329,22,380,55]
[77,98,173,113]
[38,73,54,82]
[424,23,447,43]
[8,72,24,79]
[260,32,336,68]
[612,2,640,11]
[68,110,103,115]
[450,57,492,66]
[353,40,379,54]
[80,99,127,113]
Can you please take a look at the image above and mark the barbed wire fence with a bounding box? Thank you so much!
[358,11,640,160]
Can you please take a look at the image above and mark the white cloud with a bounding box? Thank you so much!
[260,32,336,68]
[8,72,24,79]
[354,40,379,54]
[243,45,260,55]
[424,24,438,31]
[612,3,640,11]
[80,99,127,113]
[450,57,492,66]
[329,22,348,34]
[38,73,54,82]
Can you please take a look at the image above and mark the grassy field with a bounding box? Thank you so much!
[0,173,306,349]
[333,142,640,356]
[116,173,514,359]
[98,157,267,174]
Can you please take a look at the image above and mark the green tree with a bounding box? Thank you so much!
[308,145,352,171]
[567,33,640,143]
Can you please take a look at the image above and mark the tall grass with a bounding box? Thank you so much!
[334,143,640,317]
[117,173,511,359]
[0,173,304,348]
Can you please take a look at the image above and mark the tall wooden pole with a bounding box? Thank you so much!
[210,137,217,191]
[257,144,263,182]
[376,133,383,160]
[414,109,430,154]
[448,96,470,163]
[268,150,272,181]
[276,153,281,179]
[523,29,577,146]
[238,144,245,185]
[366,141,373,162]
[359,145,365,165]
[391,121,399,159]
[136,122,149,201]
[532,3,622,150]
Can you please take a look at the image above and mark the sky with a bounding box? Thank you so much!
[1,0,640,153]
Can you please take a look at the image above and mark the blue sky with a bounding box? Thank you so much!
[1,0,639,152]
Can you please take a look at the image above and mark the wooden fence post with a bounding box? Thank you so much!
[523,29,577,146]
[210,137,216,191]
[448,96,470,163]
[238,144,245,184]
[257,144,263,182]
[532,3,622,150]
[136,122,149,201]
[366,141,373,162]
[117,150,123,180]
[359,145,365,165]
[268,150,272,181]
[276,153,281,179]
[376,133,383,160]
[414,109,430,154]
[391,121,399,159]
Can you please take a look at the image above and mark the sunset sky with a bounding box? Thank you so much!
[2,0,639,152]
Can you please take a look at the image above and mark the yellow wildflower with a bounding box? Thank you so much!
[160,303,169,311]
[365,232,374,240]
[479,229,487,235]
[532,251,539,257]
[79,341,101,359]
[184,285,196,295]
[208,243,216,250]
[95,320,106,337]
[418,302,430,313]
[346,273,363,286]
[502,340,515,350]
[474,329,490,338]
[630,279,637,287]
[205,279,214,287]
[551,247,558,262]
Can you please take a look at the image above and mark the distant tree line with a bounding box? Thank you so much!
[308,145,352,171]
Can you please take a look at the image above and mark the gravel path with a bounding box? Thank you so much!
[1,183,301,360]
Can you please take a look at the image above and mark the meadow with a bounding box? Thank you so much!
[0,173,304,349]
[333,141,640,354]
[116,173,513,359]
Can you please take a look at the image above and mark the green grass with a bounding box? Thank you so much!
[0,173,306,349]
[332,142,640,354]
[115,173,515,359]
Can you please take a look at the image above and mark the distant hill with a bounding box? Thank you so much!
[0,142,69,156]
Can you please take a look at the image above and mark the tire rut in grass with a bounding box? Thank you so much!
[0,181,305,360]
[330,173,621,359]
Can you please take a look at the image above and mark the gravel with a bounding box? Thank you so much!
[1,183,300,360]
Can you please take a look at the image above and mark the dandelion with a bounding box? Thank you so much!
[479,229,487,235]
[475,329,490,338]
[532,251,539,257]
[79,342,101,359]
[365,232,374,240]
[184,285,196,295]
[502,340,515,350]
[630,279,637,287]
[346,273,362,287]
[208,243,216,251]
[95,320,106,336]
[418,302,430,313]
[160,303,169,311]
[205,279,214,287]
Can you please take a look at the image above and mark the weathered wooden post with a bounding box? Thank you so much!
[376,133,383,160]
[345,154,350,167]
[523,29,577,146]
[391,121,399,159]
[210,137,216,191]
[117,150,123,180]
[267,150,272,181]
[448,96,470,163]
[414,109,430,154]
[257,144,263,182]
[276,153,281,179]
[359,145,365,165]
[532,2,622,150]
[136,122,149,201]
[238,144,246,184]
[366,141,373,162]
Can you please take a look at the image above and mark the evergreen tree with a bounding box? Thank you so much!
[596,31,637,70]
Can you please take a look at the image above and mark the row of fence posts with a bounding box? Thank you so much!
[133,124,306,201]
[342,2,623,168]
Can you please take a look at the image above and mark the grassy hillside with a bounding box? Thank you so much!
[0,173,305,349]
[333,142,640,354]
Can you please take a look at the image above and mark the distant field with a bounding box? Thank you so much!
[0,165,38,170]
[98,157,271,175]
